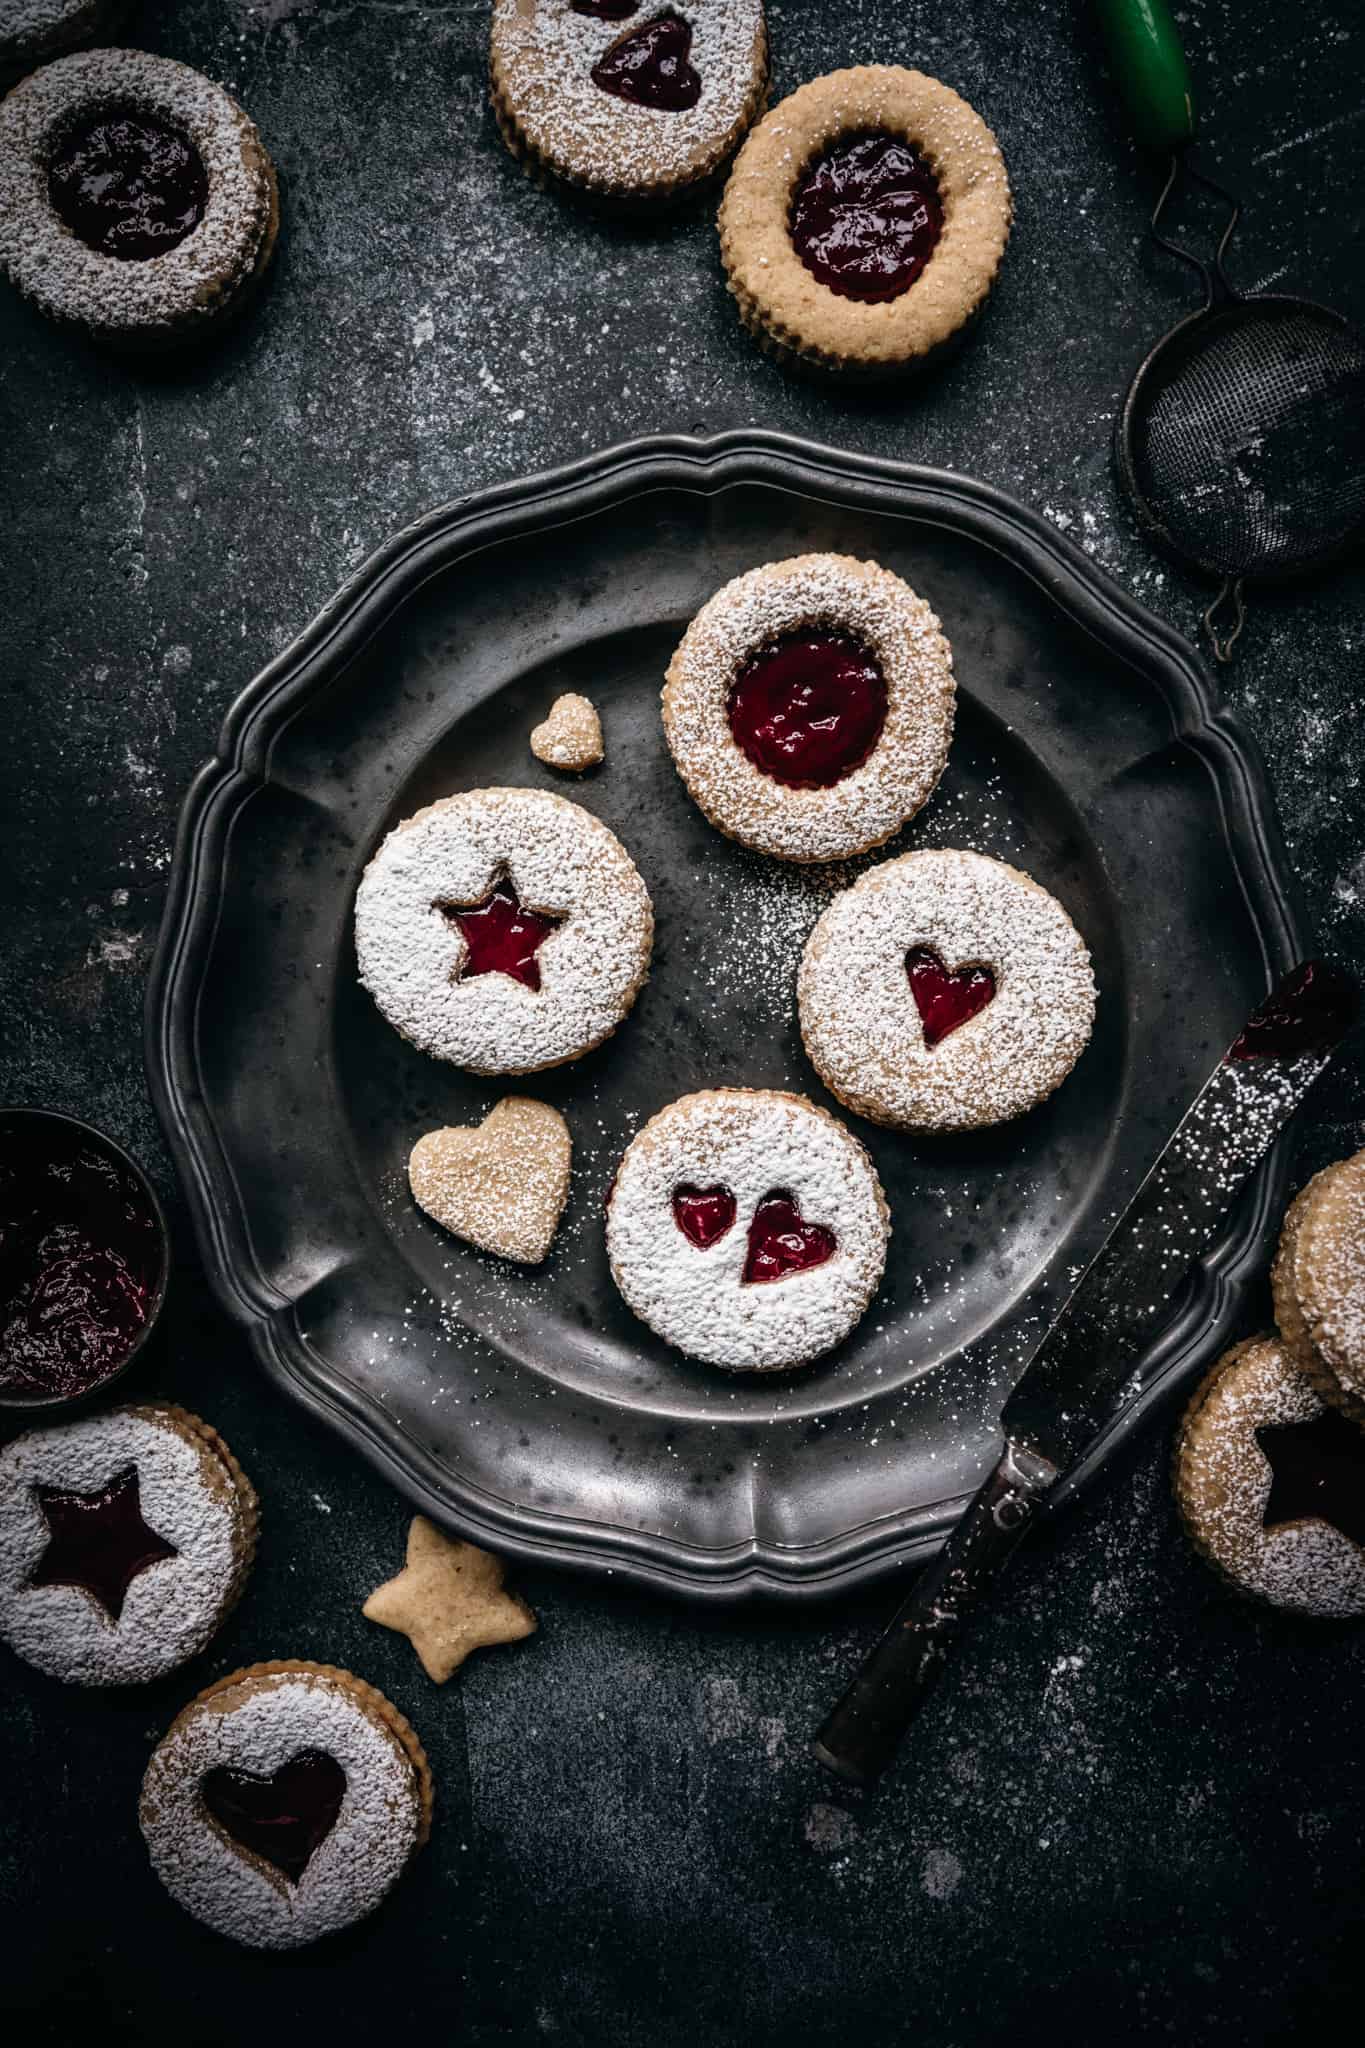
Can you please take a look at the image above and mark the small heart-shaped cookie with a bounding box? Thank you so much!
[409,1097,571,1264]
[530,693,604,773]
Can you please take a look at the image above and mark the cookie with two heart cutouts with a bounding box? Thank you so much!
[140,1660,432,1949]
[490,0,768,207]
[605,1088,889,1372]
[798,848,1097,1133]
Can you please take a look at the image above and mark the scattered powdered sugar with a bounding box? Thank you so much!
[662,554,955,862]
[0,1406,249,1685]
[0,50,273,338]
[798,848,1096,1131]
[605,1088,889,1372]
[1292,1149,1365,1402]
[140,1668,423,1949]
[354,787,653,1075]
[491,0,766,196]
[1176,1335,1365,1620]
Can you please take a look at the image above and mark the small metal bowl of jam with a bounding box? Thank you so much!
[0,1108,170,1412]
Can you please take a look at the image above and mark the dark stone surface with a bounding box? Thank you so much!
[2,2,1363,2042]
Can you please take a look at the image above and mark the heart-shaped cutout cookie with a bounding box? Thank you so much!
[591,11,701,110]
[743,1191,836,1284]
[409,1097,571,1265]
[906,946,996,1047]
[200,1749,346,1885]
[530,692,604,774]
[672,1182,737,1249]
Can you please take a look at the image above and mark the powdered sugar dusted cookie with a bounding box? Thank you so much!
[491,0,768,206]
[140,1660,432,1949]
[798,848,1096,1132]
[1272,1148,1365,1421]
[0,0,123,81]
[1174,1334,1365,1618]
[605,1088,888,1372]
[531,692,604,772]
[409,1097,571,1264]
[662,555,955,863]
[0,1404,257,1686]
[355,787,653,1076]
[0,51,279,350]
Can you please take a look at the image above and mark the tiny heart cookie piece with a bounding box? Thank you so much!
[530,693,604,773]
[409,1096,571,1263]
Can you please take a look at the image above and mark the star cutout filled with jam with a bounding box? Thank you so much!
[1257,1410,1365,1550]
[30,1464,178,1621]
[363,1515,536,1682]
[434,870,566,993]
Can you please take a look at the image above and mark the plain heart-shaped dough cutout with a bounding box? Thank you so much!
[409,1097,571,1264]
[530,693,604,773]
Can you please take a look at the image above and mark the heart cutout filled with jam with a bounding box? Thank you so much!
[743,1191,836,1284]
[906,946,996,1048]
[591,10,701,111]
[200,1749,346,1885]
[672,1183,737,1249]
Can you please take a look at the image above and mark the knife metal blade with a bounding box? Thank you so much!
[813,958,1359,1788]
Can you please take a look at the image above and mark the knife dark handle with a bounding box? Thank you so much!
[812,1440,1059,1789]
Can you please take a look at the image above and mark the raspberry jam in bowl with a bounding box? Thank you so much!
[0,1109,169,1411]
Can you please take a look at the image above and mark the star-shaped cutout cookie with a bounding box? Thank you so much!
[363,1516,536,1681]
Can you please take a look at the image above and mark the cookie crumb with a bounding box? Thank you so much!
[531,692,604,773]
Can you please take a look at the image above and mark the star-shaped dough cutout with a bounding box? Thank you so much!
[1258,1410,1365,1548]
[363,1516,536,1681]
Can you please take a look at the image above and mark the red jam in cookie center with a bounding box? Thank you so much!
[591,11,701,111]
[790,129,943,303]
[48,109,209,262]
[0,1126,160,1401]
[200,1750,348,1885]
[672,1183,737,1248]
[31,1465,177,1621]
[743,1192,835,1284]
[437,875,565,993]
[728,632,887,789]
[1257,1411,1365,1550]
[906,947,996,1048]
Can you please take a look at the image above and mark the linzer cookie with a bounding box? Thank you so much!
[0,1404,257,1685]
[719,66,1011,376]
[409,1097,572,1263]
[1174,1334,1365,1618]
[662,554,955,862]
[140,1661,432,1949]
[605,1088,889,1372]
[490,0,768,207]
[0,0,124,84]
[1272,1148,1365,1421]
[798,849,1096,1132]
[355,787,653,1076]
[0,50,279,350]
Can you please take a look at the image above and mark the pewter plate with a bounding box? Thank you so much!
[146,433,1302,1600]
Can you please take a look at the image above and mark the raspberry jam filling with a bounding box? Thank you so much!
[728,632,887,789]
[790,129,943,303]
[906,947,996,1048]
[672,1183,737,1249]
[591,11,701,111]
[48,109,209,262]
[200,1750,348,1885]
[31,1465,177,1621]
[1257,1411,1365,1550]
[743,1192,835,1284]
[573,0,640,16]
[0,1125,160,1402]
[437,875,565,993]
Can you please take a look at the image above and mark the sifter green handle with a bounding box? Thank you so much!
[1094,0,1196,151]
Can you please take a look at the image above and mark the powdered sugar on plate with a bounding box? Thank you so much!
[662,554,955,863]
[605,1087,889,1372]
[355,786,653,1075]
